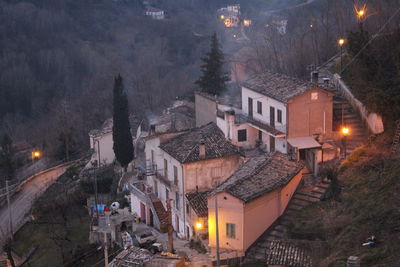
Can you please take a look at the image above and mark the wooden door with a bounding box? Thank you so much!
[270,106,275,127]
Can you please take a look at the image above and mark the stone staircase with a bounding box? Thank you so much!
[333,94,369,155]
[244,179,331,263]
[150,196,169,228]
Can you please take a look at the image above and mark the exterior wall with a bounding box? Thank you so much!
[208,170,304,254]
[91,132,115,165]
[243,170,303,251]
[195,93,217,127]
[243,191,280,250]
[287,88,333,140]
[145,133,240,239]
[332,73,384,134]
[241,87,287,133]
[183,155,241,193]
[208,192,245,252]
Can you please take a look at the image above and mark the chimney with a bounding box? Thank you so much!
[311,71,319,84]
[199,140,206,159]
[150,124,156,136]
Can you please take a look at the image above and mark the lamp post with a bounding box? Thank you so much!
[31,150,41,164]
[342,127,350,158]
[338,38,345,74]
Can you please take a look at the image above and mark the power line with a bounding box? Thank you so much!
[340,6,400,74]
[90,247,123,267]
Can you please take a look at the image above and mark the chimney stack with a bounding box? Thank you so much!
[311,71,319,84]
[150,124,156,136]
[199,140,206,159]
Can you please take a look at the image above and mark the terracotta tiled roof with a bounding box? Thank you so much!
[185,190,210,217]
[159,122,240,163]
[89,115,146,138]
[242,72,316,102]
[213,152,303,203]
[266,240,313,267]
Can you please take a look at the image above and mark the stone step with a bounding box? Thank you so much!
[297,190,322,198]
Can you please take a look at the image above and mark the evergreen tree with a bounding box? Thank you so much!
[112,75,134,171]
[195,33,229,96]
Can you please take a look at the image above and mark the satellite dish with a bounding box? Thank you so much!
[111,202,120,211]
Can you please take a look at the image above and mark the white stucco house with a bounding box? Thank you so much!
[88,115,147,168]
[145,6,165,20]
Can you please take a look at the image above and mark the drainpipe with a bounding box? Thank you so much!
[181,164,187,239]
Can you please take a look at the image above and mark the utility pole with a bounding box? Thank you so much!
[104,232,108,267]
[215,196,220,267]
[93,167,99,223]
[6,180,13,240]
[166,199,174,253]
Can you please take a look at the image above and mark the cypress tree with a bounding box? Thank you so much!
[112,75,134,171]
[195,33,230,96]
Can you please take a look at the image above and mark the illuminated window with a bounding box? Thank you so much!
[226,223,236,238]
[311,92,318,100]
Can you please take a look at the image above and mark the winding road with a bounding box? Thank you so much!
[0,164,70,247]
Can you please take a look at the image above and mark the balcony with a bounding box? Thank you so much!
[235,114,286,138]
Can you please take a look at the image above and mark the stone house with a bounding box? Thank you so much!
[207,153,304,260]
[214,72,335,175]
[144,123,241,239]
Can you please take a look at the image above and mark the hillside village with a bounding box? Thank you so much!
[0,1,400,267]
[76,54,388,266]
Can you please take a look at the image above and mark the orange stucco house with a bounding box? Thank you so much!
[207,153,304,260]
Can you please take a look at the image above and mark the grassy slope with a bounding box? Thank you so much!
[289,134,400,266]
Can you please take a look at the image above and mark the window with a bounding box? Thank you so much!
[258,130,262,141]
[154,180,158,197]
[175,192,180,210]
[151,150,154,164]
[211,167,222,178]
[238,129,247,142]
[186,204,190,215]
[165,188,169,200]
[173,166,178,185]
[311,92,318,100]
[257,101,262,114]
[226,223,236,238]
[164,159,168,178]
[277,109,282,123]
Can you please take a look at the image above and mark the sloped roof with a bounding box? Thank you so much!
[89,115,146,138]
[213,152,303,203]
[186,190,210,217]
[159,122,240,163]
[266,240,313,267]
[241,72,316,102]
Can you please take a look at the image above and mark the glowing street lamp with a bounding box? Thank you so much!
[355,4,366,22]
[195,222,203,230]
[338,38,345,73]
[31,150,41,164]
[341,127,350,158]
[220,15,225,20]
